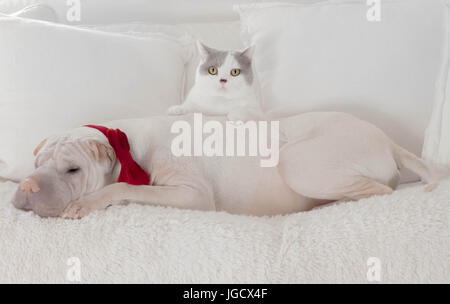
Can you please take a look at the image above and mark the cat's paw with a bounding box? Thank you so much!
[227,110,251,122]
[167,105,187,116]
[230,120,244,127]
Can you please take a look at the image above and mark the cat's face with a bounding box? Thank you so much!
[195,42,254,98]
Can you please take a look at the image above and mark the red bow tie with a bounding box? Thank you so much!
[85,125,150,186]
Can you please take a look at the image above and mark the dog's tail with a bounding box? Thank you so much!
[392,143,448,191]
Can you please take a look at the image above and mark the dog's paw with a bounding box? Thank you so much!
[424,182,439,192]
[62,200,96,219]
[167,105,186,116]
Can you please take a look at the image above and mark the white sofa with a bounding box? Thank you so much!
[0,0,449,283]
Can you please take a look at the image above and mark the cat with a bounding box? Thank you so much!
[168,41,264,121]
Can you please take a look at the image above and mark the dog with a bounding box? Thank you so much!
[11,112,437,219]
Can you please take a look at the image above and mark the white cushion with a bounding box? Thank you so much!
[10,4,58,22]
[423,3,450,166]
[236,0,446,181]
[1,0,318,25]
[82,21,244,97]
[0,15,191,181]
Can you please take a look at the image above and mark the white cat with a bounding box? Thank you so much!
[168,42,264,121]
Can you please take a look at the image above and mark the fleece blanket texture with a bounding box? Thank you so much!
[0,180,449,283]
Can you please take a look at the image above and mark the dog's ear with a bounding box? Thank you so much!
[88,141,115,163]
[33,139,47,156]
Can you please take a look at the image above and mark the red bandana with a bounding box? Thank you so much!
[85,125,150,186]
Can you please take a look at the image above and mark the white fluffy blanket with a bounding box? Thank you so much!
[0,180,448,283]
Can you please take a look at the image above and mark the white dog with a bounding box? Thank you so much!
[11,112,436,219]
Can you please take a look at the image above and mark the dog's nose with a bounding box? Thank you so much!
[220,78,227,83]
[20,178,40,194]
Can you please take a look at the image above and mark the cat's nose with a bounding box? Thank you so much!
[220,78,227,83]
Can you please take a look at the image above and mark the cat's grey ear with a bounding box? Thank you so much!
[197,41,217,58]
[240,45,255,60]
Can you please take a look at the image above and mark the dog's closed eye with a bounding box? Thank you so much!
[66,167,80,174]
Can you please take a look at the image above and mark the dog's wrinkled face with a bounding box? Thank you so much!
[11,132,115,217]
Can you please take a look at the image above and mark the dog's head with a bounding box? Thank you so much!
[11,128,116,217]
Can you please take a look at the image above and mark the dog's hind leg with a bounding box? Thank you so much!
[339,176,394,200]
[278,133,398,203]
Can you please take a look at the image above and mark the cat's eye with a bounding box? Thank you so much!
[230,68,241,76]
[208,66,218,75]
